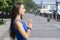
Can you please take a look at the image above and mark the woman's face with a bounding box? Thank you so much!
[19,4,26,15]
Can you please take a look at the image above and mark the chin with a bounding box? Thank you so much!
[22,13,25,15]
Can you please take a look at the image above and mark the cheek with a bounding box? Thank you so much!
[19,9,25,15]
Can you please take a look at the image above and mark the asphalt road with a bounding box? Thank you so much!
[0,13,60,40]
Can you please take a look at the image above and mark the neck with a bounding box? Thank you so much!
[16,14,22,20]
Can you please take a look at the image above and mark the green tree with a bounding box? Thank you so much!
[0,0,37,12]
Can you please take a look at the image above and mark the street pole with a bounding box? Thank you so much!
[41,0,43,16]
[56,0,58,21]
[1,11,3,23]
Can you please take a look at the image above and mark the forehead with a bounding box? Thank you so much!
[20,4,24,8]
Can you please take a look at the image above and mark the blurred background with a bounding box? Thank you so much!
[0,0,60,40]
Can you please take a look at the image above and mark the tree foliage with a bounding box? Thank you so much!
[0,0,37,12]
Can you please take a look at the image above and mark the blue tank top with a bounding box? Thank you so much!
[12,20,28,40]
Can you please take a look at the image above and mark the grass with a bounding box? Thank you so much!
[0,22,5,26]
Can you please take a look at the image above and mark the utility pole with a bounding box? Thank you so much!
[56,0,58,21]
[41,0,43,9]
[41,0,43,16]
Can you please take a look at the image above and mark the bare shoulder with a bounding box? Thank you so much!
[14,21,23,28]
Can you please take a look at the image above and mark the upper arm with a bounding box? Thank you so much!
[14,21,28,39]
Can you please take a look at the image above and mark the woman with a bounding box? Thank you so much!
[9,2,32,40]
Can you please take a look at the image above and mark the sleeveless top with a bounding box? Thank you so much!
[11,20,28,40]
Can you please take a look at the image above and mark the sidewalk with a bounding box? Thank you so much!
[0,19,10,37]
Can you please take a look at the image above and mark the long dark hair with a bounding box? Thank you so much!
[9,2,23,40]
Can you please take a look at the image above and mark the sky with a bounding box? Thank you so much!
[33,0,56,10]
[33,0,60,4]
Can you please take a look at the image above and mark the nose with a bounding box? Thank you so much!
[24,9,26,12]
